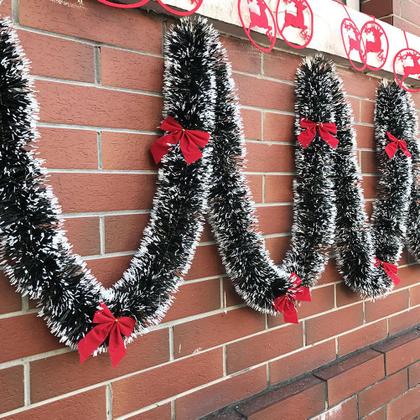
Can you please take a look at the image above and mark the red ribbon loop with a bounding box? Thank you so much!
[297,118,339,149]
[385,132,412,160]
[375,258,401,286]
[272,273,312,324]
[151,116,210,165]
[78,303,136,367]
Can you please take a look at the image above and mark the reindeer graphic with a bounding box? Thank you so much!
[247,0,275,41]
[344,21,361,55]
[283,0,309,40]
[364,25,384,61]
[400,51,420,84]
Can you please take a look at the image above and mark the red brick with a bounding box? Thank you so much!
[101,132,157,171]
[395,264,420,288]
[38,128,98,169]
[236,74,294,112]
[349,97,361,122]
[312,396,358,420]
[175,367,267,420]
[373,329,420,374]
[265,175,293,203]
[0,273,21,315]
[256,205,292,235]
[87,255,132,288]
[185,245,224,280]
[388,306,420,335]
[269,339,336,384]
[306,304,364,344]
[247,175,263,203]
[361,100,375,124]
[410,284,420,306]
[242,109,262,140]
[30,329,168,402]
[50,173,156,213]
[268,285,335,328]
[0,366,24,414]
[263,50,302,81]
[112,349,223,416]
[359,370,408,416]
[338,69,378,100]
[336,281,364,307]
[129,404,171,420]
[222,278,244,308]
[64,217,100,256]
[226,324,303,373]
[36,80,162,131]
[409,361,420,388]
[0,314,64,363]
[318,260,342,285]
[0,0,11,15]
[362,175,378,199]
[246,142,294,172]
[163,279,220,322]
[221,36,261,74]
[173,308,265,358]
[237,375,325,420]
[365,406,386,420]
[355,125,375,149]
[7,388,106,420]
[265,236,289,264]
[365,290,410,322]
[387,387,420,420]
[314,349,385,406]
[18,30,94,82]
[338,320,388,356]
[361,150,377,174]
[101,48,163,92]
[19,0,162,53]
[263,113,295,142]
[104,214,149,253]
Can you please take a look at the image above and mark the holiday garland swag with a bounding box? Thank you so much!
[0,16,418,365]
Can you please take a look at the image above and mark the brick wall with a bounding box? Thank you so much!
[361,0,420,36]
[0,0,419,418]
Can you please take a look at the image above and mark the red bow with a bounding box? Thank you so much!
[375,258,400,286]
[297,118,339,149]
[272,273,311,324]
[385,132,412,160]
[151,116,210,165]
[78,303,136,367]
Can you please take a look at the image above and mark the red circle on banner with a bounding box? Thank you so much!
[275,0,313,50]
[237,0,277,53]
[340,18,367,72]
[393,48,420,93]
[360,20,389,71]
[97,0,150,8]
[157,0,204,16]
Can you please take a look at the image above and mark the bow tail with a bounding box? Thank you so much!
[385,142,398,159]
[319,128,339,149]
[78,323,112,364]
[385,267,401,286]
[109,325,127,367]
[282,300,299,324]
[180,135,204,164]
[297,127,316,148]
[150,134,179,164]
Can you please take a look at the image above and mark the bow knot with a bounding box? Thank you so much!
[151,116,210,165]
[78,303,136,367]
[297,118,339,149]
[385,132,412,160]
[272,273,311,324]
[375,258,400,286]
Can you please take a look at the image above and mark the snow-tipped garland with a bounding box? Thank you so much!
[331,78,417,298]
[0,17,219,352]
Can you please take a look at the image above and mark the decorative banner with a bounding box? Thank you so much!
[361,19,389,71]
[275,0,313,49]
[340,17,366,71]
[96,0,203,15]
[238,0,277,53]
[393,32,420,93]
